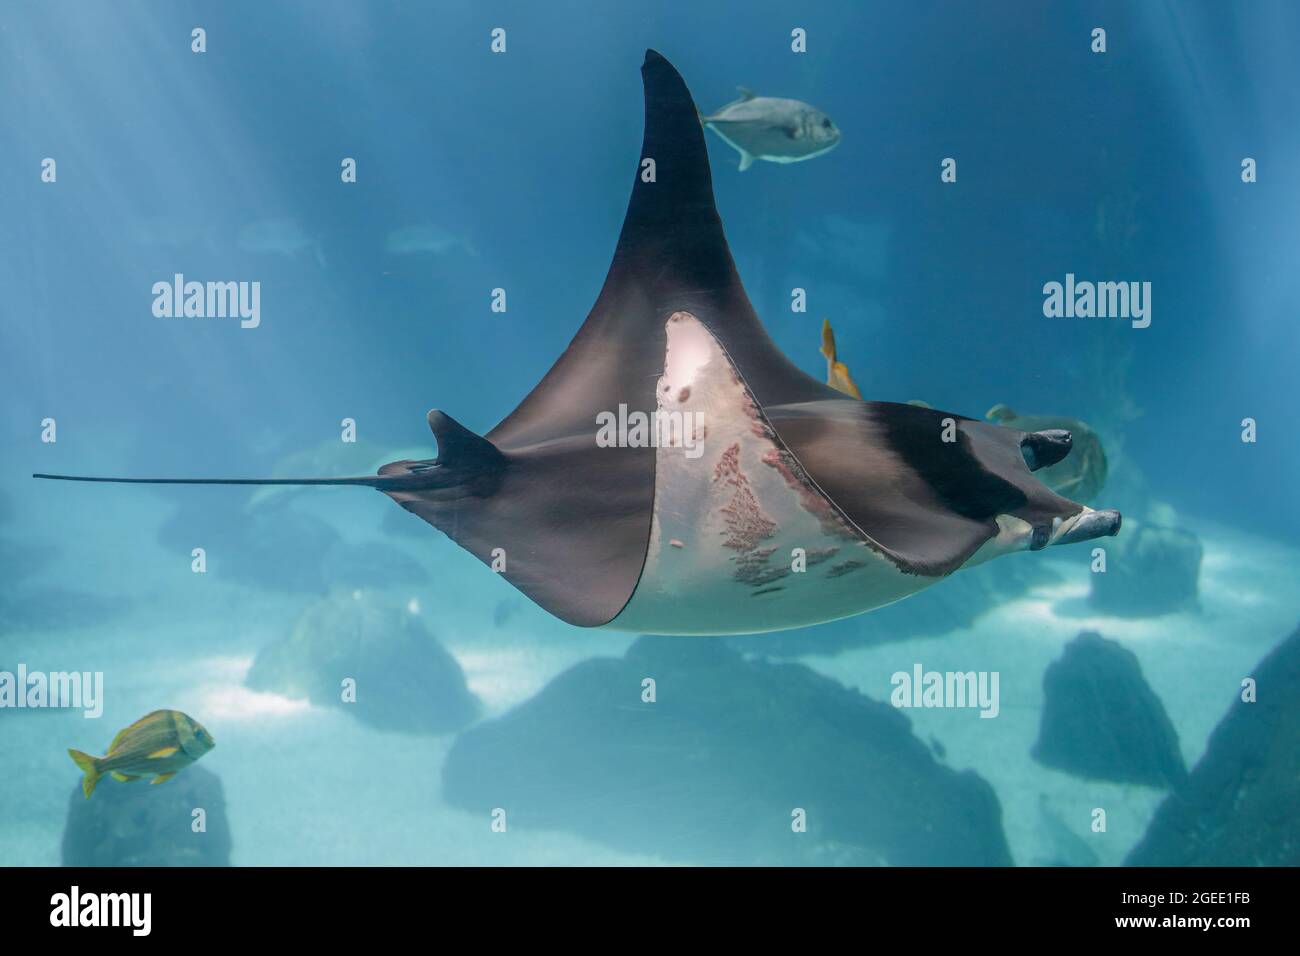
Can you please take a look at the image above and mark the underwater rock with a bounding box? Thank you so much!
[0,536,56,585]
[156,498,243,554]
[245,591,479,734]
[158,501,341,593]
[733,556,1056,656]
[443,636,1012,866]
[1031,631,1186,788]
[233,509,341,592]
[1125,624,1300,866]
[61,764,232,866]
[1095,445,1153,524]
[321,540,427,591]
[1033,794,1100,867]
[1089,523,1201,616]
[0,587,131,632]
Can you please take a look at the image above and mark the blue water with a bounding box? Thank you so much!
[2,1,1297,866]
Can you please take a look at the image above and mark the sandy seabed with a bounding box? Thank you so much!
[1,478,1295,866]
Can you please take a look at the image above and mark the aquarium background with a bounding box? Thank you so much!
[2,0,1297,866]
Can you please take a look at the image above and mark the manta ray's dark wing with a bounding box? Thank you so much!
[487,50,838,454]
[380,50,847,627]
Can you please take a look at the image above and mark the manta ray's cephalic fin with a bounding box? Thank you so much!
[1019,429,1073,471]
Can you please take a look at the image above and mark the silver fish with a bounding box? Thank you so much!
[702,87,840,171]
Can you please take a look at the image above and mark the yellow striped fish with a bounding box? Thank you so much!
[68,709,215,799]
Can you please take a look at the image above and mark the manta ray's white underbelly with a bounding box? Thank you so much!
[606,312,937,636]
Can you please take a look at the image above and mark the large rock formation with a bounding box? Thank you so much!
[158,499,341,593]
[321,540,427,592]
[0,586,130,632]
[1032,631,1186,788]
[443,636,1013,866]
[1126,624,1300,866]
[62,764,232,866]
[246,591,479,735]
[158,499,429,595]
[1089,523,1202,616]
[0,536,56,586]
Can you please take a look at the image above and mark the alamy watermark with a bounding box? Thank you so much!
[595,404,705,459]
[0,665,103,718]
[152,273,261,329]
[890,664,999,718]
[1043,273,1150,329]
[50,887,150,936]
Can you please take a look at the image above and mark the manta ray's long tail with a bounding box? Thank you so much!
[32,410,504,494]
[31,473,399,487]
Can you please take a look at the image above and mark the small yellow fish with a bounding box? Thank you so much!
[819,318,862,399]
[68,709,215,799]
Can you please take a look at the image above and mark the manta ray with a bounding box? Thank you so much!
[36,51,1121,636]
